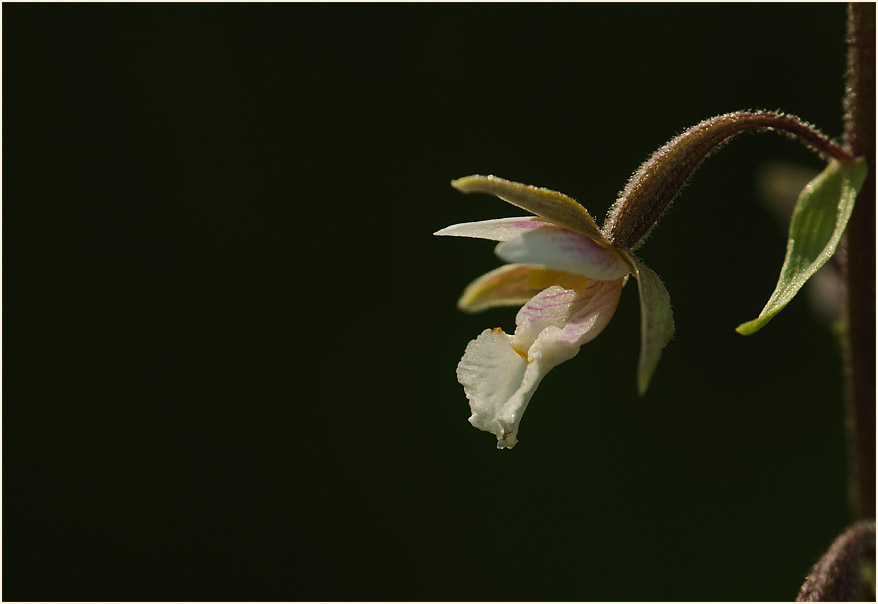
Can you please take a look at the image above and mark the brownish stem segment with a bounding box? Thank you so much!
[842,2,875,522]
[603,111,854,251]
[796,520,876,602]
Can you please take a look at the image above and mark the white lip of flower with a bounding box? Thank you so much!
[435,175,674,449]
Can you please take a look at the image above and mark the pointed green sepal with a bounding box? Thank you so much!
[620,251,675,395]
[450,175,606,242]
[737,157,867,335]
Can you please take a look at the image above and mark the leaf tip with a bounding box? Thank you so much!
[736,315,770,335]
[735,322,754,335]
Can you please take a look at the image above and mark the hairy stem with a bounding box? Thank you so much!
[797,520,876,602]
[842,2,875,521]
[603,111,853,251]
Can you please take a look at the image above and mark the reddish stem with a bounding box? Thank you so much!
[841,2,875,522]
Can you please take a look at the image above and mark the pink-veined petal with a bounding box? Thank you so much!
[496,227,630,281]
[457,264,539,313]
[558,278,625,346]
[433,216,553,241]
[457,279,623,449]
[514,279,623,352]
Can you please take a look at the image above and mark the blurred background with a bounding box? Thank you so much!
[5,3,855,601]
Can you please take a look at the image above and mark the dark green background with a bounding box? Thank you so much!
[5,3,855,601]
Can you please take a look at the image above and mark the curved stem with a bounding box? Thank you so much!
[603,111,853,250]
[796,520,876,602]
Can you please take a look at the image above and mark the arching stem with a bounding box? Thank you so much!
[603,111,853,251]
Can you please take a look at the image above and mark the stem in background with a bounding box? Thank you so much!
[842,2,875,521]
[602,111,853,251]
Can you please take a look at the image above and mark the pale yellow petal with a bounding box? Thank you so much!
[458,264,538,313]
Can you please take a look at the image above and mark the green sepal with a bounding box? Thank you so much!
[620,251,675,395]
[737,157,867,335]
[450,175,607,242]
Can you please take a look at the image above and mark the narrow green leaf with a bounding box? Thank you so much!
[737,158,867,335]
[620,251,675,395]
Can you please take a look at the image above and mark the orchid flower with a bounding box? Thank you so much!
[435,175,674,449]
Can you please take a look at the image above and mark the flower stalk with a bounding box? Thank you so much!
[797,520,876,602]
[603,111,855,251]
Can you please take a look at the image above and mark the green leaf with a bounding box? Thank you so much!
[620,251,675,395]
[737,157,867,335]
